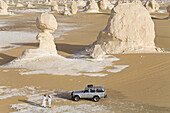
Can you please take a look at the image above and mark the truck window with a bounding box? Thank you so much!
[90,89,95,93]
[84,89,89,93]
[96,89,104,92]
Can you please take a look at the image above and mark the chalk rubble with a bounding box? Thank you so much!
[87,3,162,54]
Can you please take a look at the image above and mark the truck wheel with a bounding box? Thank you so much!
[93,96,100,102]
[74,96,80,101]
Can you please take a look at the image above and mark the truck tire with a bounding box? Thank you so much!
[93,96,100,102]
[74,96,80,101]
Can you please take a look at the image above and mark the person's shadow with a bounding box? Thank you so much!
[18,99,41,107]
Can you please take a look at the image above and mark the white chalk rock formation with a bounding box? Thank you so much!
[85,0,99,13]
[26,2,34,8]
[90,44,105,59]
[5,0,9,5]
[167,5,170,19]
[145,0,160,13]
[10,0,15,5]
[87,3,161,54]
[77,0,86,7]
[51,3,58,11]
[99,0,107,10]
[8,12,58,63]
[132,0,142,5]
[114,0,123,7]
[63,4,71,15]
[15,3,24,7]
[3,13,69,70]
[36,12,58,54]
[71,1,78,14]
[44,0,52,5]
[0,0,11,15]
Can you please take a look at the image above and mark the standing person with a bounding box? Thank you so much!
[42,94,47,108]
[47,95,52,108]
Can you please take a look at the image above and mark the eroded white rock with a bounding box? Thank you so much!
[26,2,34,8]
[15,3,24,7]
[85,0,99,13]
[36,12,58,54]
[90,44,105,59]
[63,3,71,15]
[0,0,11,15]
[99,0,107,10]
[71,1,78,14]
[51,3,59,12]
[4,12,58,66]
[145,0,159,13]
[87,3,162,54]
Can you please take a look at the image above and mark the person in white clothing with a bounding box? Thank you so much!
[47,95,52,108]
[42,94,47,108]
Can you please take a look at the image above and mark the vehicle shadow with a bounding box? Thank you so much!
[54,91,73,101]
[18,99,41,107]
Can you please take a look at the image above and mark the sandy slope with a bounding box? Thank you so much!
[0,10,170,112]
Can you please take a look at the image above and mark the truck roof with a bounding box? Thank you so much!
[85,86,104,89]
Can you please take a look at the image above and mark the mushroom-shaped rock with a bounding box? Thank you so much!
[90,44,105,59]
[87,3,162,54]
[85,0,99,13]
[36,13,58,54]
[36,12,57,33]
[71,1,78,14]
[3,13,59,69]
[145,0,159,13]
[167,5,170,19]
